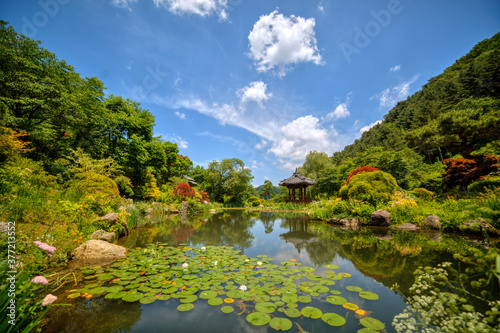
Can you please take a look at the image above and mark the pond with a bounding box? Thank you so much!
[43,210,490,332]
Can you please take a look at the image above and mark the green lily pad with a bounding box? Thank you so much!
[105,291,128,299]
[140,296,157,304]
[306,274,323,281]
[157,295,171,300]
[359,291,379,300]
[325,264,340,269]
[226,290,244,298]
[177,303,195,312]
[312,285,329,293]
[220,306,234,314]
[255,302,277,313]
[107,286,124,293]
[122,292,144,302]
[246,312,271,326]
[360,317,385,331]
[326,295,347,305]
[338,272,351,277]
[88,287,108,294]
[284,308,301,318]
[357,328,378,333]
[208,297,223,306]
[180,295,198,303]
[67,293,81,299]
[298,296,311,303]
[321,313,346,326]
[199,290,218,299]
[301,306,323,319]
[346,286,363,292]
[300,266,315,272]
[269,317,292,331]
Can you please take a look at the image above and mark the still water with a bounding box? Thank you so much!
[43,210,477,333]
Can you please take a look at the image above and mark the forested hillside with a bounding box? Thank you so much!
[333,32,500,165]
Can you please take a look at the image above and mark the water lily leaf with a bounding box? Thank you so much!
[330,290,342,295]
[326,295,347,305]
[246,312,271,326]
[67,293,80,299]
[297,296,311,303]
[85,283,99,289]
[105,291,128,299]
[359,291,379,300]
[338,272,351,277]
[157,295,171,300]
[199,290,218,299]
[180,295,198,303]
[281,262,295,267]
[326,274,342,280]
[255,302,277,313]
[325,264,340,269]
[208,297,223,306]
[322,313,346,326]
[321,280,336,286]
[177,303,195,312]
[360,317,385,331]
[282,294,298,303]
[343,302,359,311]
[284,308,301,318]
[88,287,108,294]
[226,290,244,298]
[346,286,363,292]
[357,328,378,333]
[300,266,315,272]
[220,306,234,314]
[306,274,323,281]
[122,292,144,302]
[301,306,323,319]
[312,285,329,293]
[107,286,124,293]
[140,296,157,304]
[269,317,292,331]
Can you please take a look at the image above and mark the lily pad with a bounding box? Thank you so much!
[177,303,195,312]
[199,290,218,299]
[359,291,379,300]
[325,264,340,269]
[360,317,385,331]
[338,272,351,277]
[346,286,363,292]
[88,287,108,294]
[343,303,359,311]
[140,296,157,304]
[67,293,81,299]
[180,295,198,303]
[246,312,271,326]
[122,292,144,302]
[221,306,234,314]
[321,313,346,326]
[301,306,323,319]
[297,296,311,303]
[255,302,277,313]
[327,295,347,305]
[269,317,292,331]
[208,297,223,306]
[284,308,301,318]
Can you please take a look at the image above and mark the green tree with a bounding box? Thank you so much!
[339,170,399,205]
[259,180,275,200]
[204,158,253,205]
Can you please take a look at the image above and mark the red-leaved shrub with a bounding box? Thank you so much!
[173,182,196,200]
[346,166,379,184]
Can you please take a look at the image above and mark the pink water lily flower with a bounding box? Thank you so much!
[31,276,49,285]
[41,294,57,306]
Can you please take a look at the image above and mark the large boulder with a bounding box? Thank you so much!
[371,210,391,226]
[90,230,116,242]
[459,218,500,236]
[422,215,441,229]
[96,213,128,236]
[72,240,126,260]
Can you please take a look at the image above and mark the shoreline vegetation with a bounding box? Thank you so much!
[0,22,499,332]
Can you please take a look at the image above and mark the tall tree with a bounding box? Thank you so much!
[259,180,275,200]
[204,158,253,205]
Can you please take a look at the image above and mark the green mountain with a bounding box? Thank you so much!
[333,32,500,165]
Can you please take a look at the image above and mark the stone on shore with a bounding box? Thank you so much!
[72,240,126,260]
[371,210,391,226]
[90,230,116,242]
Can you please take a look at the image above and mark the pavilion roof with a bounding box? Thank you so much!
[278,169,316,187]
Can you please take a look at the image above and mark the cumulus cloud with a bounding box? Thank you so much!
[372,76,418,109]
[174,111,186,119]
[360,120,382,133]
[153,0,228,20]
[111,0,138,10]
[390,65,401,72]
[248,10,323,76]
[163,134,188,149]
[325,95,351,120]
[239,81,272,109]
[268,116,338,170]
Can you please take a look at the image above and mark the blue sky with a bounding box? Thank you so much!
[2,1,499,186]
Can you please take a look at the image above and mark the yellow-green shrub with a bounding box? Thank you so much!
[339,170,399,205]
[70,172,119,197]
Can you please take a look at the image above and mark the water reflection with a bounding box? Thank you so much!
[44,211,486,333]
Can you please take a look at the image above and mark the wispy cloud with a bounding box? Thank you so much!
[174,111,186,119]
[247,10,323,76]
[153,0,228,20]
[111,0,138,11]
[371,75,418,109]
[360,120,382,133]
[389,64,401,72]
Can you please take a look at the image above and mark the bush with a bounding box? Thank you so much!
[246,196,261,207]
[339,170,399,205]
[410,188,435,200]
[173,183,196,200]
[114,175,134,197]
[69,172,119,197]
[467,176,500,193]
[345,166,379,184]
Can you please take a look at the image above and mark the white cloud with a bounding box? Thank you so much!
[317,1,325,12]
[360,120,382,133]
[153,0,228,20]
[251,160,264,169]
[371,76,418,109]
[268,116,339,170]
[163,134,188,149]
[248,10,323,76]
[111,0,137,10]
[174,111,186,119]
[255,140,268,149]
[390,65,401,72]
[239,81,272,109]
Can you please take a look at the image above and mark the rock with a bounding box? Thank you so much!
[423,215,441,229]
[326,217,341,225]
[98,213,119,224]
[395,223,421,231]
[459,218,500,236]
[371,210,391,227]
[181,201,189,215]
[72,240,126,260]
[424,231,443,242]
[0,222,10,235]
[258,205,264,208]
[90,230,116,242]
[210,209,216,214]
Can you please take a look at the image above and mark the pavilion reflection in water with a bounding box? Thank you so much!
[279,216,317,254]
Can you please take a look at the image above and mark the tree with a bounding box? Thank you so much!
[339,170,399,205]
[173,182,196,200]
[259,180,275,200]
[204,158,253,205]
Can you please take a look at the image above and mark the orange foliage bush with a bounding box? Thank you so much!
[173,182,196,200]
[346,166,379,184]
[443,155,500,190]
